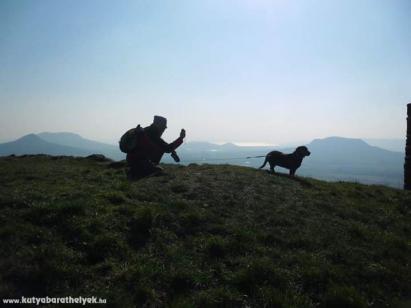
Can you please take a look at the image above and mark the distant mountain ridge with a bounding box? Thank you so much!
[0,134,91,156]
[298,137,403,188]
[37,132,124,160]
[364,138,405,153]
[0,133,404,188]
[305,136,402,164]
[310,136,369,148]
[37,132,112,150]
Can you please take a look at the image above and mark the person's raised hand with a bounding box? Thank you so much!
[180,129,186,139]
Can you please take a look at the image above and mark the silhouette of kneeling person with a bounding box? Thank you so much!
[126,116,185,179]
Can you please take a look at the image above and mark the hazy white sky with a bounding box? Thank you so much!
[1,0,410,145]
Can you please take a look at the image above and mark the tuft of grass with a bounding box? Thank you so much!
[204,236,227,259]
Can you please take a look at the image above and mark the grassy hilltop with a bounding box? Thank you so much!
[0,155,410,307]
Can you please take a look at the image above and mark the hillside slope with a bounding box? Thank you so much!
[0,156,410,307]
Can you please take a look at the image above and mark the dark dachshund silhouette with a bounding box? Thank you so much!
[259,146,311,176]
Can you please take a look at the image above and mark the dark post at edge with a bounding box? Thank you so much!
[405,103,411,190]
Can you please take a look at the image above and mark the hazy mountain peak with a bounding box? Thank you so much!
[0,132,124,159]
[36,132,123,160]
[310,136,368,147]
[220,142,238,148]
[38,132,83,138]
[17,134,46,143]
[37,132,115,148]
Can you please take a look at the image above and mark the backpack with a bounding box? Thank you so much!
[119,125,144,153]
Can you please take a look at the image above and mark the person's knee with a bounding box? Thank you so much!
[131,160,158,175]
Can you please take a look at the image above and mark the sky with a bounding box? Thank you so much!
[0,0,410,145]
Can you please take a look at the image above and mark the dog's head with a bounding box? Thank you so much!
[295,146,311,157]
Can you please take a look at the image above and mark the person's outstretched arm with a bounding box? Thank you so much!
[158,129,185,153]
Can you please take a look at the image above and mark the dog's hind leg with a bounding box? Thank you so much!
[269,163,276,174]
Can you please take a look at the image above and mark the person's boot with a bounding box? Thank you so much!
[150,165,166,177]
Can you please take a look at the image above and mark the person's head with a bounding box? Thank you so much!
[152,115,167,134]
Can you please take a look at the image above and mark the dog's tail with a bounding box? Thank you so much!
[259,157,268,169]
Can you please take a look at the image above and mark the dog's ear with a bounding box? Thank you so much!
[296,146,309,156]
[295,146,304,153]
